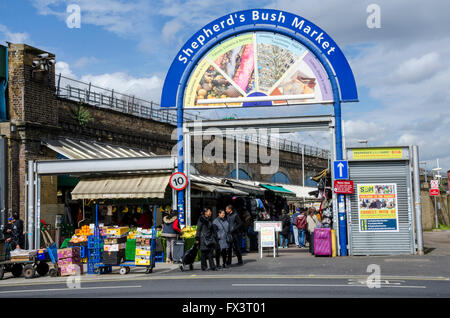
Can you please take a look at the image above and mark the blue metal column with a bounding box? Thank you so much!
[334,99,348,256]
[176,105,185,227]
[0,45,8,121]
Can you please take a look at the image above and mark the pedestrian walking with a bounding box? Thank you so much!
[212,209,231,269]
[161,209,181,263]
[279,210,290,248]
[294,210,307,248]
[196,208,217,271]
[291,207,301,247]
[225,205,244,266]
[307,208,319,254]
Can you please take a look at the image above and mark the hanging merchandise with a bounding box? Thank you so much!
[137,206,142,213]
[122,206,129,213]
[112,207,117,213]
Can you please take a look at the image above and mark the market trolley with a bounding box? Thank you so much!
[0,252,53,280]
[118,233,156,275]
[91,204,158,275]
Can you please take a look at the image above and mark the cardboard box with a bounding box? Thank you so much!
[104,243,126,252]
[57,257,81,266]
[59,264,83,276]
[135,254,151,266]
[104,237,127,245]
[135,249,151,256]
[102,250,125,265]
[57,247,80,260]
[106,227,129,236]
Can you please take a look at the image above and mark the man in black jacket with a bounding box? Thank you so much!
[12,213,24,249]
[225,205,243,266]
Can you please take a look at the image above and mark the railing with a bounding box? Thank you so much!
[55,73,330,160]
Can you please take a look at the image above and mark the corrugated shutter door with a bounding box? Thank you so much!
[348,160,414,255]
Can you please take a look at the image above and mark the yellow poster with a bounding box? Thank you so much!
[352,148,403,160]
[357,183,399,232]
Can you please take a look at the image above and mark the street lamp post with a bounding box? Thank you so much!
[419,161,427,183]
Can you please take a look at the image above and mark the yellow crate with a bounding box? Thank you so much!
[106,227,129,236]
[135,249,151,256]
[135,259,151,266]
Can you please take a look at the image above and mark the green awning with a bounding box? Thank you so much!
[260,184,296,196]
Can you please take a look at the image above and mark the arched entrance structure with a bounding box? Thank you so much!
[161,9,358,256]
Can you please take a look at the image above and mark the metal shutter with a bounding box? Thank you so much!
[348,160,414,255]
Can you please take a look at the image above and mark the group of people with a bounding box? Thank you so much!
[195,205,244,271]
[2,213,25,259]
[279,207,321,253]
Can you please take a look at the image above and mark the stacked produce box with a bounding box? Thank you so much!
[102,226,128,265]
[135,229,153,266]
[57,247,82,276]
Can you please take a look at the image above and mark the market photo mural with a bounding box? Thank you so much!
[183,32,333,108]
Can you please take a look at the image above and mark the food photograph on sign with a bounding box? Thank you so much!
[184,32,333,108]
[357,183,399,232]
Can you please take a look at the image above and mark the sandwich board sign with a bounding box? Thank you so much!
[260,227,276,258]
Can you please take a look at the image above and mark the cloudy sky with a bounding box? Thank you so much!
[0,0,449,173]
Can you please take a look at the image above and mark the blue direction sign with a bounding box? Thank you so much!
[333,160,349,180]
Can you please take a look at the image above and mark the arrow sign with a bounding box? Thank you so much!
[333,160,349,180]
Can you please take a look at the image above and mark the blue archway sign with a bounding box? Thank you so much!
[161,9,358,256]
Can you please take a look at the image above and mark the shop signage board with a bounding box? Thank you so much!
[334,180,353,194]
[429,188,439,196]
[351,148,404,161]
[357,183,399,232]
[169,172,188,191]
[161,9,358,109]
[254,221,282,232]
[333,160,349,180]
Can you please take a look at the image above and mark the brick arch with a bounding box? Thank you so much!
[228,168,252,180]
[270,171,291,184]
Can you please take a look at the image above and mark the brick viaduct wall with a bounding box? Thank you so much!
[1,43,327,220]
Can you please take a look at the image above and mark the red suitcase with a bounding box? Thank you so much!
[314,228,332,256]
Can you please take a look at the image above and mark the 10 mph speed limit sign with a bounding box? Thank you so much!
[169,172,188,191]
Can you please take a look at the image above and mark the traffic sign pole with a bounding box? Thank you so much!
[333,159,349,256]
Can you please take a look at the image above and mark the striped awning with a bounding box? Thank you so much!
[42,137,154,160]
[71,173,171,199]
[260,184,296,196]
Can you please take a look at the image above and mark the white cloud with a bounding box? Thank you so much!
[388,52,441,84]
[80,72,163,102]
[0,24,30,44]
[72,56,99,69]
[55,61,76,77]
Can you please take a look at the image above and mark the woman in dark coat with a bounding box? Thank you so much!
[212,209,230,269]
[195,208,217,271]
[279,210,291,248]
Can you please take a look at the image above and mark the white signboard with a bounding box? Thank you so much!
[254,221,282,232]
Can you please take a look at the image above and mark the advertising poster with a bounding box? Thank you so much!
[261,227,275,247]
[184,31,333,108]
[357,183,399,232]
